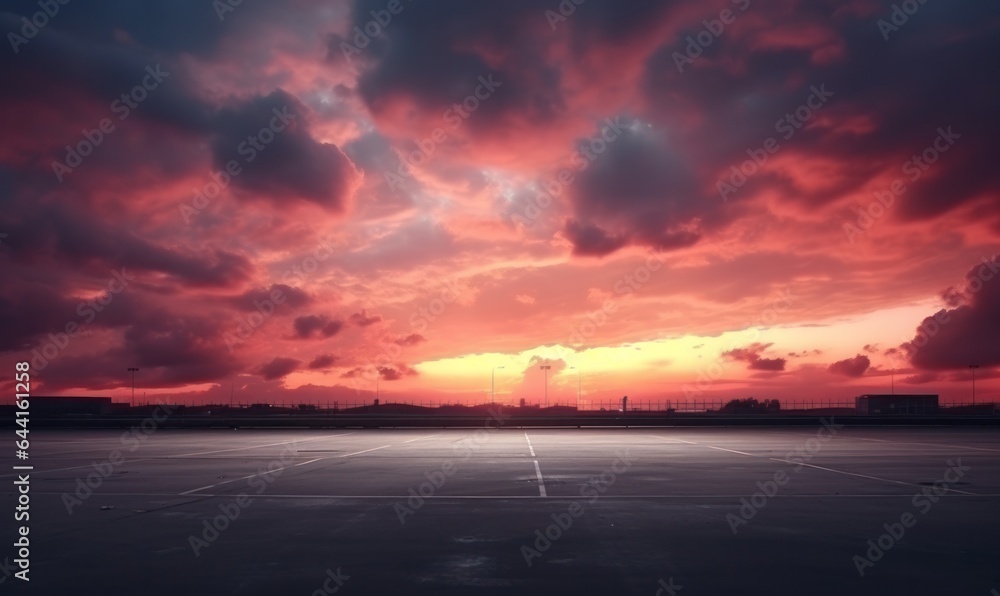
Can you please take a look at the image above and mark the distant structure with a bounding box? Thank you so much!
[855,394,939,415]
[33,396,113,416]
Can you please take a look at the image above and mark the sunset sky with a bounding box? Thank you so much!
[2,0,998,406]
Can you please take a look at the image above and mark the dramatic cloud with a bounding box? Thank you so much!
[349,309,382,327]
[292,315,344,339]
[259,357,301,380]
[1,0,997,404]
[210,90,362,209]
[341,364,418,381]
[723,343,787,372]
[232,285,311,311]
[904,256,1000,370]
[393,333,426,346]
[308,354,336,370]
[828,354,871,378]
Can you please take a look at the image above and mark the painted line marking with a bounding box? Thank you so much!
[293,457,323,467]
[704,445,756,457]
[401,434,441,444]
[524,432,536,457]
[645,435,699,445]
[533,460,547,497]
[769,458,977,495]
[168,433,353,458]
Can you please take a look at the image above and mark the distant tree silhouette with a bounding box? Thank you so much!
[720,397,781,414]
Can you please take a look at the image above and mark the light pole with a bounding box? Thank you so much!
[375,368,381,404]
[127,367,139,408]
[970,364,980,405]
[570,366,581,409]
[492,366,504,404]
[539,365,551,407]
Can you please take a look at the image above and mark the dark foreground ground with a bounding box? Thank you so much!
[2,426,998,595]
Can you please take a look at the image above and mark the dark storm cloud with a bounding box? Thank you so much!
[637,0,1000,226]
[36,308,243,391]
[5,207,253,288]
[828,354,871,377]
[904,256,1000,370]
[723,343,787,372]
[210,90,361,209]
[259,357,301,380]
[562,121,718,256]
[393,333,426,346]
[348,309,382,327]
[232,284,312,311]
[343,0,571,129]
[308,354,336,369]
[0,286,91,352]
[340,363,417,381]
[293,315,344,339]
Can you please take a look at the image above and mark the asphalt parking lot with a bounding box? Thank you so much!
[2,425,998,595]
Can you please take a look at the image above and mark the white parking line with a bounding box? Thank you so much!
[533,460,547,497]
[768,458,977,495]
[645,436,699,445]
[401,434,441,444]
[168,433,353,458]
[855,438,1000,453]
[524,432,536,457]
[704,445,756,457]
[179,458,325,496]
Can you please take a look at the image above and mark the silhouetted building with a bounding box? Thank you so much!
[855,394,938,415]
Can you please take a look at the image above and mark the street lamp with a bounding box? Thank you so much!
[492,366,505,405]
[569,366,581,409]
[970,364,980,405]
[127,368,139,408]
[375,367,381,404]
[539,365,551,407]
